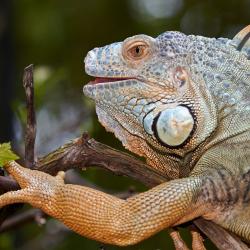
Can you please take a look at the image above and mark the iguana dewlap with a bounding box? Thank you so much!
[1,25,250,246]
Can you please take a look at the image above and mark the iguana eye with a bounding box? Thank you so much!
[122,35,155,63]
[128,44,147,59]
[123,42,150,61]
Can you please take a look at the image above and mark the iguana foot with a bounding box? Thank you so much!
[0,161,63,217]
[169,228,190,250]
[190,227,206,250]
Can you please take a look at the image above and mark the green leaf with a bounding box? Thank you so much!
[0,143,19,167]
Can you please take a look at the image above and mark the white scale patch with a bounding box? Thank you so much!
[155,106,194,146]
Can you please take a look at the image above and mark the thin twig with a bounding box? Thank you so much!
[23,64,36,168]
[0,176,19,192]
[17,220,70,250]
[0,65,37,229]
[0,208,46,233]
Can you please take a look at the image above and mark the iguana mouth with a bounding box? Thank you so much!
[89,77,134,85]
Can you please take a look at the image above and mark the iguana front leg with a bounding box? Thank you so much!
[1,161,205,246]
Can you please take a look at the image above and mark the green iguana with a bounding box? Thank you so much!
[0,25,250,247]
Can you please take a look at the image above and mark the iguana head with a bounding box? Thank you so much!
[83,28,250,179]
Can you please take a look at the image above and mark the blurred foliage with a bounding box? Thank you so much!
[0,0,249,249]
[0,142,19,166]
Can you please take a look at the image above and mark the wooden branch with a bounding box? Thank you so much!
[194,218,249,250]
[23,64,36,168]
[36,133,167,187]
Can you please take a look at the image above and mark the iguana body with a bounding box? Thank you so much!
[1,26,250,246]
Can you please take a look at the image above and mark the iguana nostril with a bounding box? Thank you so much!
[84,50,96,64]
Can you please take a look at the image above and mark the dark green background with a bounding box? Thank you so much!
[0,0,249,249]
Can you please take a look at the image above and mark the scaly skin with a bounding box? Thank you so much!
[1,26,250,245]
